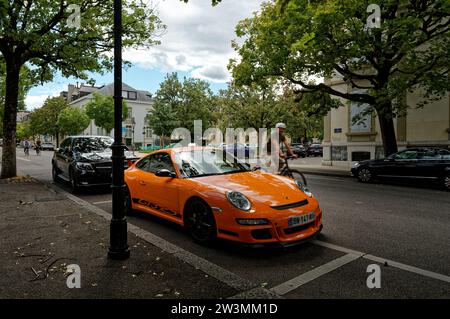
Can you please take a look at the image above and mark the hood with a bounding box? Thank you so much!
[195,171,309,207]
[75,150,138,162]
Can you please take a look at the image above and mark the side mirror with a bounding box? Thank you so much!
[155,169,176,178]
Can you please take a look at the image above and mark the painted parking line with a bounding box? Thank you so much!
[40,178,450,297]
[313,240,450,284]
[92,200,112,205]
[363,254,450,284]
[270,253,364,295]
[47,182,258,293]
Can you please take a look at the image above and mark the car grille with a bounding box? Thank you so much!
[270,199,309,210]
[284,221,315,235]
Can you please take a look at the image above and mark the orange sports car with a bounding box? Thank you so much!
[124,147,323,247]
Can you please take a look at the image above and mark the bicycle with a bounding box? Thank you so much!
[24,147,30,157]
[35,145,41,156]
[279,155,308,186]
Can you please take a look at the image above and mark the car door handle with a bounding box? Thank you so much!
[139,181,146,186]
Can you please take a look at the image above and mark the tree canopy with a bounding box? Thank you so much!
[85,93,128,134]
[230,0,450,156]
[57,107,90,136]
[0,0,165,178]
[28,96,68,140]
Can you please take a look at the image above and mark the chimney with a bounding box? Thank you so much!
[67,84,75,102]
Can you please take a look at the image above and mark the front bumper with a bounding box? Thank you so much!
[216,209,323,246]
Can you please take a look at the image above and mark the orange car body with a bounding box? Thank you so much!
[125,147,323,246]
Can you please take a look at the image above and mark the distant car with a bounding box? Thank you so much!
[52,136,140,192]
[41,143,55,151]
[307,144,323,157]
[223,143,251,159]
[292,143,306,158]
[351,148,450,191]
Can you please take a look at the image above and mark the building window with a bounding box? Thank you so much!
[145,127,153,138]
[125,125,133,138]
[350,89,371,133]
[128,91,137,100]
[96,127,104,136]
[127,108,133,120]
[122,90,128,99]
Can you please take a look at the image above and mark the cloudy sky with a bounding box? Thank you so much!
[25,0,264,110]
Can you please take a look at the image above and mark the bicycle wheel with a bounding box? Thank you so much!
[281,169,307,186]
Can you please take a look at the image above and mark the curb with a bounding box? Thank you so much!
[290,167,353,179]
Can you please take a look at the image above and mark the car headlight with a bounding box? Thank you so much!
[295,180,313,198]
[76,162,94,171]
[226,191,252,211]
[353,162,360,168]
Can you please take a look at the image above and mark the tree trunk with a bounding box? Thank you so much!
[1,60,21,179]
[376,103,398,157]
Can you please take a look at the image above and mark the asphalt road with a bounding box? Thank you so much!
[5,147,450,298]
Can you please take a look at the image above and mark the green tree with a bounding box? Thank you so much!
[230,0,450,156]
[146,103,179,148]
[0,0,165,178]
[146,73,216,144]
[16,122,32,141]
[85,93,128,134]
[28,96,68,144]
[57,107,90,136]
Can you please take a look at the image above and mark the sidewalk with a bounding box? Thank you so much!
[289,157,352,178]
[0,177,237,298]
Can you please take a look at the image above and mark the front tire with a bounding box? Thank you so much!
[441,173,450,191]
[357,167,374,183]
[123,186,133,215]
[52,163,60,183]
[184,199,217,245]
[69,168,80,193]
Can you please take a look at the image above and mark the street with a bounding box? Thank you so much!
[6,147,450,298]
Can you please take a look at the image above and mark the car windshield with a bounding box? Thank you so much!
[174,150,249,178]
[73,137,114,153]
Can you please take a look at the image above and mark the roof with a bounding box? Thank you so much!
[70,82,152,104]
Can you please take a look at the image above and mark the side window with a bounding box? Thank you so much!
[438,150,450,160]
[396,150,418,160]
[418,150,437,160]
[59,139,71,153]
[148,153,175,173]
[136,156,151,171]
[137,153,175,174]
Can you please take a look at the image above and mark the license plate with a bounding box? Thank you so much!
[288,212,315,227]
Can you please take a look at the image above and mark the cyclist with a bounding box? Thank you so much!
[23,138,31,156]
[266,123,297,170]
[35,137,42,156]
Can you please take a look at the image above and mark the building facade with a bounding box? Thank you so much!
[61,83,155,149]
[322,76,450,168]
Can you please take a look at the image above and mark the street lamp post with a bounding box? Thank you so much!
[108,0,130,260]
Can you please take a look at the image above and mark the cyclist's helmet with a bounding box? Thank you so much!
[275,123,287,129]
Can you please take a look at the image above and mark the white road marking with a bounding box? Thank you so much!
[313,240,450,284]
[363,254,450,284]
[17,157,31,162]
[92,200,112,205]
[48,183,257,292]
[270,253,364,295]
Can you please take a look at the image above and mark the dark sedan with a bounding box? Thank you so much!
[52,136,140,192]
[307,144,323,157]
[351,147,450,190]
[292,143,307,158]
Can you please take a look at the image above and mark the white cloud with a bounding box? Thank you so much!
[123,0,263,83]
[25,83,67,110]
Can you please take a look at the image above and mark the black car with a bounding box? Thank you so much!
[351,147,450,190]
[291,143,307,158]
[307,144,323,157]
[52,136,139,192]
[41,143,55,151]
